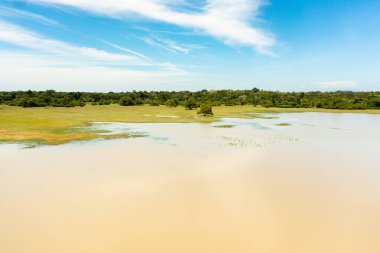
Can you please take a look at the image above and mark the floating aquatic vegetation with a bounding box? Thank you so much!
[213,124,235,128]
[276,122,290,126]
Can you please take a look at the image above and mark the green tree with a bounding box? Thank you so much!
[119,96,134,106]
[1,89,380,110]
[184,98,197,110]
[134,98,144,106]
[148,100,160,106]
[165,99,178,107]
[198,103,213,116]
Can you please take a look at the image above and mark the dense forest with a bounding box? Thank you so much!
[0,89,380,110]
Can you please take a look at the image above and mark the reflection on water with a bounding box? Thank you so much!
[1,113,380,253]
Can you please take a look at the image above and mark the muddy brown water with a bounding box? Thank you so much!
[1,113,380,253]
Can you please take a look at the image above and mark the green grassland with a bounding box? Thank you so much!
[1,105,379,145]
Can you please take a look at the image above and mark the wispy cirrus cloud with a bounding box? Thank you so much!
[29,0,274,53]
[140,35,204,55]
[0,20,170,68]
[156,38,204,55]
[0,5,62,27]
[100,39,151,61]
[0,21,148,65]
[0,51,189,91]
[0,20,189,90]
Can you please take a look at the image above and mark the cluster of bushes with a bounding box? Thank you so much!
[0,89,379,110]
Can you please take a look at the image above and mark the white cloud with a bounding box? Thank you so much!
[141,37,176,54]
[0,20,185,69]
[100,40,151,61]
[29,0,274,52]
[0,51,190,91]
[316,80,358,90]
[0,20,190,90]
[0,6,62,27]
[140,35,204,55]
[0,20,147,65]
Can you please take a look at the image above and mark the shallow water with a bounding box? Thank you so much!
[1,113,380,253]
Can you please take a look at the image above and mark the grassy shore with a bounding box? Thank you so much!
[1,104,379,145]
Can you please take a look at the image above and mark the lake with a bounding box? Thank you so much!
[1,112,380,253]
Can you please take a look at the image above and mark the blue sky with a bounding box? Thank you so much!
[0,0,379,91]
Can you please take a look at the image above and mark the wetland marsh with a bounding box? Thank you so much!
[1,111,380,253]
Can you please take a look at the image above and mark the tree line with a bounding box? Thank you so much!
[0,89,379,110]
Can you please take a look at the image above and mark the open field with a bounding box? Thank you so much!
[1,104,380,145]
